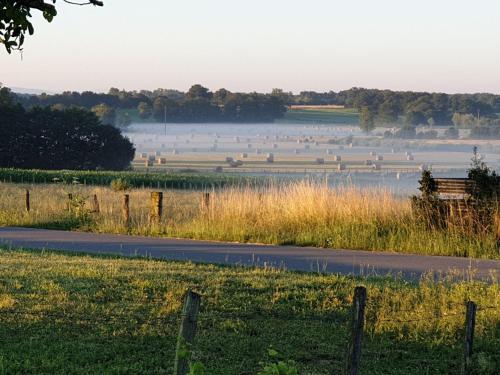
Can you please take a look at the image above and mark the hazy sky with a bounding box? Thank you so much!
[2,0,500,94]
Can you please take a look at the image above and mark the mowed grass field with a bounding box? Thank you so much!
[0,248,498,374]
[0,181,499,259]
[278,107,359,124]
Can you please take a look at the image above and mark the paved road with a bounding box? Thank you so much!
[0,227,498,282]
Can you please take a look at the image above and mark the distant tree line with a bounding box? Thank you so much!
[288,88,500,132]
[14,84,288,124]
[0,86,134,170]
[12,85,500,134]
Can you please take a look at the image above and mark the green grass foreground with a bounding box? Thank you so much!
[0,248,498,374]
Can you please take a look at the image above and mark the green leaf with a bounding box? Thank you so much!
[268,348,279,358]
[43,9,57,22]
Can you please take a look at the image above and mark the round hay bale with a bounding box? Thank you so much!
[334,155,342,162]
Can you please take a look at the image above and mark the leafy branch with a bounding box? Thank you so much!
[1,0,103,53]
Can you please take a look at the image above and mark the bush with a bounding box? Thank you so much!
[110,178,132,192]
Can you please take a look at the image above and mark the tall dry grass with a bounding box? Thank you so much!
[0,181,498,259]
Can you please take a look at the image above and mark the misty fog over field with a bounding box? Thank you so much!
[124,122,500,194]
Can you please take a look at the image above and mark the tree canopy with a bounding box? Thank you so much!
[0,85,134,170]
[1,0,103,53]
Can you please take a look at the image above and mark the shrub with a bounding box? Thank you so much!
[110,178,132,192]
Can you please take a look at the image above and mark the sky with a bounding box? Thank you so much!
[2,0,500,94]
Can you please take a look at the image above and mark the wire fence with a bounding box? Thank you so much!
[0,286,497,374]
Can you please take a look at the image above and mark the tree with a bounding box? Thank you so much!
[213,88,230,106]
[91,103,116,126]
[1,0,103,53]
[186,84,212,100]
[137,102,152,119]
[0,105,134,170]
[377,100,398,124]
[404,109,426,126]
[153,97,179,122]
[359,106,375,133]
[0,84,14,107]
[116,111,131,129]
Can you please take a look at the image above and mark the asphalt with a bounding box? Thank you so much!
[0,227,498,282]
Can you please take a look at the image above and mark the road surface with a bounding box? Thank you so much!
[0,227,498,282]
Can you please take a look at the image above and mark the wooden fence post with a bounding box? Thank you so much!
[462,301,477,375]
[25,189,30,212]
[92,194,100,213]
[149,192,163,223]
[345,286,367,375]
[122,194,130,227]
[174,290,201,375]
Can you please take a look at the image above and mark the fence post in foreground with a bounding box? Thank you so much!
[92,194,100,213]
[174,290,201,375]
[462,301,477,375]
[345,286,367,375]
[25,189,30,212]
[149,191,163,223]
[122,194,130,227]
